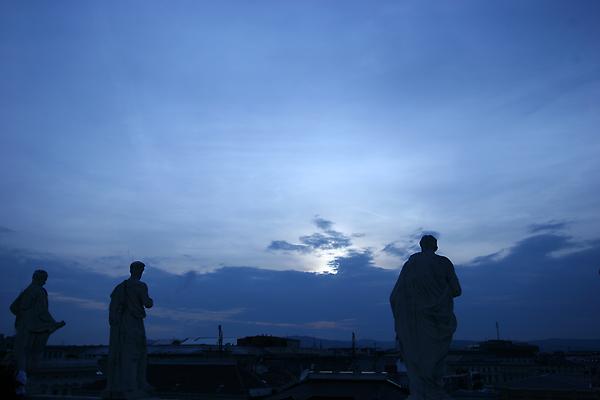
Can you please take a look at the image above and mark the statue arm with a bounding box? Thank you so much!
[21,288,60,333]
[36,291,57,325]
[390,260,411,342]
[109,284,124,326]
[141,283,153,309]
[390,260,409,312]
[446,260,462,298]
[390,277,400,312]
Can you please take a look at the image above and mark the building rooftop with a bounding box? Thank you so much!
[504,373,595,391]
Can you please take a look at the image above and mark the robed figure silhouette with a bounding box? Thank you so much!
[10,270,65,395]
[104,261,154,399]
[390,235,461,400]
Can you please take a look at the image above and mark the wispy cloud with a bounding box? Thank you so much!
[152,306,245,323]
[528,220,568,234]
[381,242,411,258]
[0,226,15,235]
[49,291,246,323]
[49,292,107,311]
[245,318,355,331]
[267,240,311,253]
[467,248,510,266]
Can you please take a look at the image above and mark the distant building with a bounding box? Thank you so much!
[499,374,600,399]
[446,340,543,387]
[238,335,301,349]
[445,339,597,399]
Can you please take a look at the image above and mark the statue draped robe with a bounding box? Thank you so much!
[390,252,461,400]
[104,279,153,399]
[10,283,60,372]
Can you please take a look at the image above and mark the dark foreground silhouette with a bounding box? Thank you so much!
[390,235,462,400]
[9,269,65,396]
[104,261,154,399]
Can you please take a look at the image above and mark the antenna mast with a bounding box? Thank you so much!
[218,325,223,353]
[496,321,500,340]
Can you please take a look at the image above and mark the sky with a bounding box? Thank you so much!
[1,1,599,344]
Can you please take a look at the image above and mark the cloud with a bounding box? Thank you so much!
[382,242,412,258]
[151,306,245,323]
[0,245,394,344]
[455,232,600,339]
[269,217,352,253]
[313,216,333,231]
[468,249,510,266]
[267,240,311,253]
[41,289,342,331]
[2,226,600,344]
[0,226,15,235]
[242,318,355,331]
[328,250,378,276]
[528,220,569,234]
[49,293,245,323]
[49,292,107,311]
[299,231,351,250]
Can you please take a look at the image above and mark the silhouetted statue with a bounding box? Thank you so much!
[390,235,461,400]
[104,261,154,399]
[10,269,66,395]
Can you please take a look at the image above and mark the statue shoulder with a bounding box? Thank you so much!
[128,280,149,293]
[435,254,454,268]
[401,253,417,270]
[110,281,127,297]
[24,284,44,298]
[131,280,148,288]
[436,254,452,262]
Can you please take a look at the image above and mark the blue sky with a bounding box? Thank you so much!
[1,1,599,343]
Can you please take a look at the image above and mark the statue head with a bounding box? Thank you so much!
[130,261,145,279]
[32,269,48,286]
[419,235,438,253]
